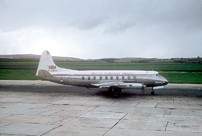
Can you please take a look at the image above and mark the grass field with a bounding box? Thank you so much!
[0,61,202,84]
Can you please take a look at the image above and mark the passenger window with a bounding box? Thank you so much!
[88,76,90,80]
[133,76,136,80]
[110,76,113,80]
[122,76,125,80]
[100,76,102,80]
[116,76,119,80]
[128,76,130,80]
[105,76,108,80]
[82,76,84,80]
[93,76,96,80]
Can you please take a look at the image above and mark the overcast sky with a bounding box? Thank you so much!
[0,0,201,59]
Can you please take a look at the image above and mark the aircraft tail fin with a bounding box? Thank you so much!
[36,50,62,77]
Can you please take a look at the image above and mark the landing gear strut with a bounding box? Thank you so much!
[141,87,145,94]
[108,87,121,97]
[151,88,155,95]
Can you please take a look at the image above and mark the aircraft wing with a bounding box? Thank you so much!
[92,82,145,89]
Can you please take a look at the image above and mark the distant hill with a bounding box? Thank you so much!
[0,54,82,62]
[0,54,201,63]
[97,57,170,63]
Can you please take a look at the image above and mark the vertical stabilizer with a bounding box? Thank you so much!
[36,50,60,76]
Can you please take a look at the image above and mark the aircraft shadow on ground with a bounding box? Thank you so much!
[95,88,202,99]
[1,85,202,99]
[95,91,138,99]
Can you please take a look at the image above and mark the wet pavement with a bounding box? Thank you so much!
[0,80,202,136]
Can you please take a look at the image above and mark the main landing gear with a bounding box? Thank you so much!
[151,88,155,95]
[108,87,122,97]
[141,87,145,94]
[108,87,156,96]
[142,87,155,95]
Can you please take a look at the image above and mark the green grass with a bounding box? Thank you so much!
[0,69,38,80]
[0,61,202,83]
[1,61,202,71]
[55,61,202,71]
[160,72,202,84]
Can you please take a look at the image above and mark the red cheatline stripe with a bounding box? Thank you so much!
[52,74,153,76]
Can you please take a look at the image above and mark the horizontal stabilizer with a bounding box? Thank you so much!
[37,70,52,78]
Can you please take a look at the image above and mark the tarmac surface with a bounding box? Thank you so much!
[0,80,202,136]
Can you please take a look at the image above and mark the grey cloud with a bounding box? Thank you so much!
[1,0,201,32]
[0,0,201,58]
[69,17,107,30]
[104,20,135,34]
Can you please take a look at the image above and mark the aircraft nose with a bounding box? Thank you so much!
[162,78,168,85]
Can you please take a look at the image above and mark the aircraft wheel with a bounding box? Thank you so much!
[108,88,121,97]
[151,90,155,95]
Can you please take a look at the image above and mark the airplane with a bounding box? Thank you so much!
[36,50,168,96]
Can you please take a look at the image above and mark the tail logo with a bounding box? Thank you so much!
[48,65,56,69]
[48,65,57,72]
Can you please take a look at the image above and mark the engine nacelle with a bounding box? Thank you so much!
[153,86,164,90]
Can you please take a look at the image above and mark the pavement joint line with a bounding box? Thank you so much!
[0,123,12,128]
[41,109,60,116]
[41,124,62,136]
[170,108,173,115]
[154,103,158,108]
[134,101,141,107]
[173,99,176,104]
[165,121,169,131]
[81,100,93,105]
[50,120,60,126]
[102,112,128,136]
[35,109,51,116]
[60,105,100,126]
[1,82,202,135]
[108,100,117,106]
[2,132,35,136]
[84,105,100,113]
[59,116,80,126]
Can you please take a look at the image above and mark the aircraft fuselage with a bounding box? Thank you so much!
[36,50,168,96]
